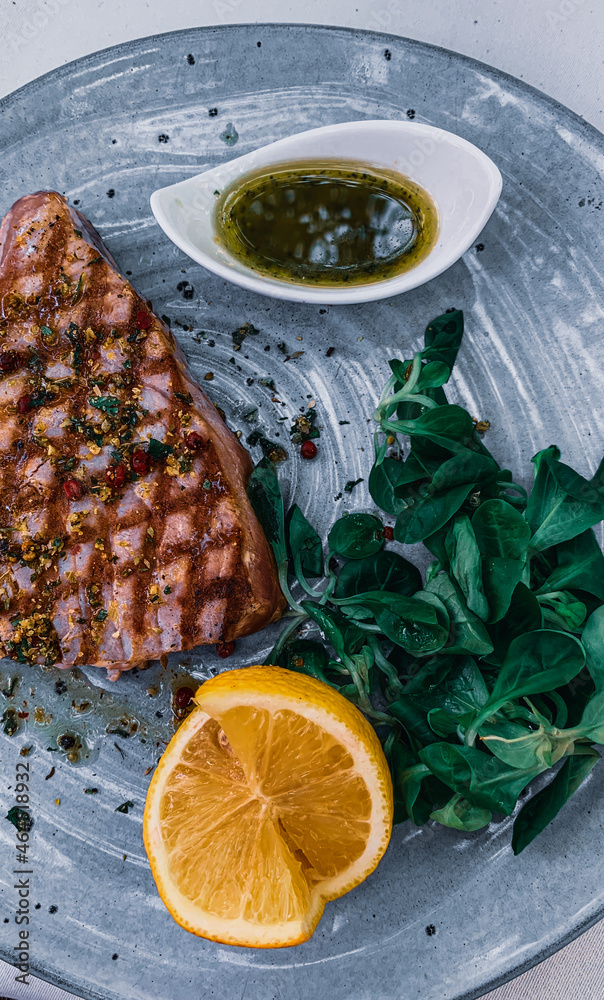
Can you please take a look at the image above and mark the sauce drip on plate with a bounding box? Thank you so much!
[214,159,439,286]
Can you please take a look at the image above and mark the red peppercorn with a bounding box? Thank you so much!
[300,440,317,460]
[383,526,395,541]
[173,686,195,710]
[185,431,205,450]
[0,350,20,373]
[105,464,127,489]
[63,479,84,501]
[17,395,34,415]
[131,450,150,475]
[135,309,152,330]
[216,640,235,659]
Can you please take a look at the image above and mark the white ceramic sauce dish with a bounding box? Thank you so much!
[150,120,502,305]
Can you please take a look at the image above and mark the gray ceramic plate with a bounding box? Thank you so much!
[1,23,603,1000]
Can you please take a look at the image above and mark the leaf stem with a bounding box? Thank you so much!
[277,563,305,614]
[464,704,494,747]
[367,635,405,697]
[499,480,528,502]
[263,614,308,666]
[374,353,438,427]
[373,431,389,467]
[345,661,373,713]
[319,549,337,606]
[292,551,325,600]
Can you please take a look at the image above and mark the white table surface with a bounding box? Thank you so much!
[0,2,603,999]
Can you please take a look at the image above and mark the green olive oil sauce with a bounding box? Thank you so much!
[214,159,439,286]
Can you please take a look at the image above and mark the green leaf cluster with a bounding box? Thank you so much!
[247,311,604,853]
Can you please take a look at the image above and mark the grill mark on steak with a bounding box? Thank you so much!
[0,192,285,675]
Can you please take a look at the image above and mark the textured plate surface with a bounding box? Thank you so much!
[0,23,604,1000]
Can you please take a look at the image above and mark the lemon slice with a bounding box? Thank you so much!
[143,666,393,947]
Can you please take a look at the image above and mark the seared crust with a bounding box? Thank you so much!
[0,192,284,676]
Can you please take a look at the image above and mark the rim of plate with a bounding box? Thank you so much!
[1,22,603,1000]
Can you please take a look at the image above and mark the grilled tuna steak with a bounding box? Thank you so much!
[0,192,284,678]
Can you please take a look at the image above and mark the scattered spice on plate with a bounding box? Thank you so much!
[247,431,287,464]
[290,408,320,445]
[300,440,317,460]
[231,321,259,351]
[216,640,235,659]
[115,800,135,814]
[344,478,363,493]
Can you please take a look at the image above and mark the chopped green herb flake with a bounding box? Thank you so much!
[89,395,119,416]
[115,800,135,814]
[344,478,364,493]
[2,709,18,736]
[247,431,288,464]
[71,275,84,306]
[231,322,259,349]
[6,806,33,831]
[148,438,174,461]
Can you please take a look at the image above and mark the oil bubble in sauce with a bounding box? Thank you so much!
[214,159,439,286]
